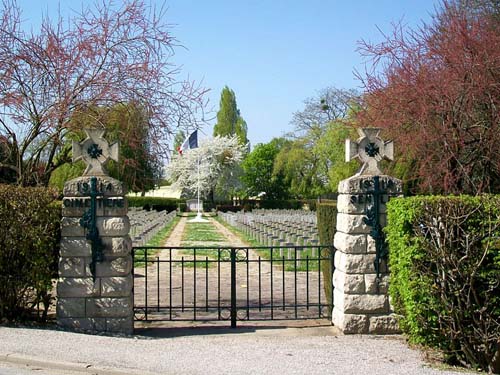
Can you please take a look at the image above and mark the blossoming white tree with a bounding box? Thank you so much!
[167,135,246,200]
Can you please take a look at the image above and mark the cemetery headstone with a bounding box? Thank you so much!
[332,128,402,334]
[57,129,133,334]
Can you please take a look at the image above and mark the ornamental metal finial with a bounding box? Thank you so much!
[345,128,394,176]
[72,129,119,176]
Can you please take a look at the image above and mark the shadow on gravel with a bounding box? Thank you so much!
[134,320,338,339]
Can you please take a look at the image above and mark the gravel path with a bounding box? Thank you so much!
[0,326,470,375]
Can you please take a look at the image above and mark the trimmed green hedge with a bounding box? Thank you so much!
[127,196,182,212]
[216,204,243,213]
[316,202,337,311]
[0,185,61,322]
[259,199,302,210]
[386,195,500,373]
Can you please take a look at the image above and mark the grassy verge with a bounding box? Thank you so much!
[182,221,225,242]
[177,219,227,268]
[133,216,180,267]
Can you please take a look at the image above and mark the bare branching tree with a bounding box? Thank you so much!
[290,87,360,136]
[0,0,208,186]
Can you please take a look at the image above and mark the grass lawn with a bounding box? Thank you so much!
[182,221,225,242]
[178,220,227,267]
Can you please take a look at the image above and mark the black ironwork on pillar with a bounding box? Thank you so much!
[362,175,388,281]
[79,176,105,280]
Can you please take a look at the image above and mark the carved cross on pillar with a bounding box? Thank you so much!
[345,128,394,175]
[72,129,119,176]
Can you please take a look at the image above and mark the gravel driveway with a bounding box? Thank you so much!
[0,324,472,375]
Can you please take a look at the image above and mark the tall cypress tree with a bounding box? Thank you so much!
[213,86,249,147]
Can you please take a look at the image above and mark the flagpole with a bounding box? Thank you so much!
[196,155,201,219]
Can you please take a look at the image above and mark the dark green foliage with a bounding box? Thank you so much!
[304,199,317,211]
[0,136,16,184]
[202,201,216,212]
[127,196,182,212]
[241,138,291,200]
[215,199,307,211]
[386,196,500,373]
[213,86,248,147]
[216,204,243,213]
[317,203,337,246]
[259,200,302,210]
[316,202,337,310]
[0,185,61,321]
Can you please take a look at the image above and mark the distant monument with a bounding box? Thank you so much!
[332,128,402,334]
[57,129,133,335]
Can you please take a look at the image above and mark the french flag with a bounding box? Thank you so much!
[177,130,198,155]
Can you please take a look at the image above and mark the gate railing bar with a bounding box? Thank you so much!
[270,249,274,320]
[294,248,298,319]
[181,257,184,312]
[193,250,197,321]
[318,251,321,318]
[217,250,221,320]
[156,256,160,313]
[246,248,250,320]
[205,256,209,312]
[306,255,309,309]
[169,248,172,320]
[281,256,285,311]
[230,248,236,328]
[144,250,148,321]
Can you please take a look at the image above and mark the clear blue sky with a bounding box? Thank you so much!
[17,0,439,147]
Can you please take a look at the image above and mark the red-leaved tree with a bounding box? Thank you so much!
[0,0,207,186]
[357,0,500,194]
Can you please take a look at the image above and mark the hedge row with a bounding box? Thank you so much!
[127,196,183,212]
[316,202,337,310]
[126,197,321,213]
[217,199,319,212]
[386,195,500,373]
[0,185,61,322]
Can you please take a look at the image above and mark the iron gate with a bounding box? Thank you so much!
[132,245,334,327]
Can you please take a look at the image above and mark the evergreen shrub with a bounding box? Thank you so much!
[0,185,61,322]
[127,196,182,212]
[259,199,302,210]
[316,202,337,311]
[216,204,243,213]
[386,196,500,373]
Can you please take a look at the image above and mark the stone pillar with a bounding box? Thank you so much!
[331,128,401,334]
[57,129,133,335]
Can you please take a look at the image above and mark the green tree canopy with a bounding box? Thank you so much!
[273,87,361,197]
[213,86,249,147]
[241,138,290,200]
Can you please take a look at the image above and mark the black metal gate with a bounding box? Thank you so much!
[132,245,334,327]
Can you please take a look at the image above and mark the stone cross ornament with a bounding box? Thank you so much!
[72,129,119,176]
[345,128,394,176]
